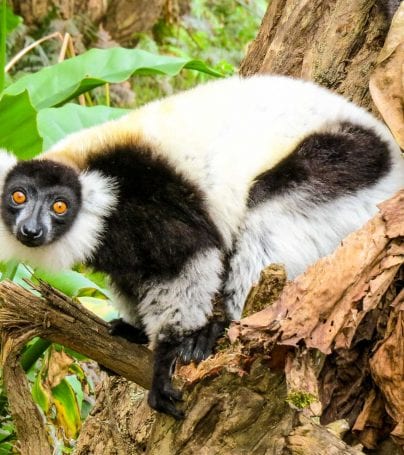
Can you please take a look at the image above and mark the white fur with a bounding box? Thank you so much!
[126,248,223,346]
[0,150,17,192]
[124,76,402,248]
[5,75,403,327]
[0,170,118,270]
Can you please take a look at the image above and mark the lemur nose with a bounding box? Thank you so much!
[21,224,43,239]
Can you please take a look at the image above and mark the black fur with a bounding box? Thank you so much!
[86,145,223,288]
[147,319,227,419]
[1,160,82,243]
[249,123,392,207]
[177,320,227,364]
[108,318,149,344]
[148,339,185,419]
[82,146,227,418]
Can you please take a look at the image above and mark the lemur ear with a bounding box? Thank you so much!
[0,150,18,188]
[78,170,118,216]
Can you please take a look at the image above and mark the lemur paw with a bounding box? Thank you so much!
[148,321,227,419]
[149,340,185,419]
[109,318,149,344]
[177,320,227,364]
[148,379,184,420]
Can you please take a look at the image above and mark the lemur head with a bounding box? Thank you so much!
[0,151,117,270]
[1,159,82,247]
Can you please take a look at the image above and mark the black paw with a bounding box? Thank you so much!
[148,340,184,419]
[109,318,149,344]
[148,378,184,420]
[177,320,227,364]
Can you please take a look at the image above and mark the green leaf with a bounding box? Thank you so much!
[78,296,119,322]
[0,91,42,157]
[33,269,110,299]
[32,371,50,413]
[21,338,51,372]
[38,104,130,150]
[0,428,12,443]
[68,363,85,381]
[4,48,221,110]
[64,376,83,411]
[0,260,18,281]
[51,379,81,439]
[5,6,22,34]
[0,0,7,93]
[0,441,13,454]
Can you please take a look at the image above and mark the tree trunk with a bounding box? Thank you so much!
[240,0,389,112]
[11,0,167,45]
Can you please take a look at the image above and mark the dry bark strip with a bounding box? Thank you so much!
[229,190,404,447]
[0,281,153,455]
[370,3,404,148]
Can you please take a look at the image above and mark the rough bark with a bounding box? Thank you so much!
[240,0,390,111]
[103,0,165,44]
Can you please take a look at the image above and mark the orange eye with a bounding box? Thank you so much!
[12,191,26,204]
[53,200,68,215]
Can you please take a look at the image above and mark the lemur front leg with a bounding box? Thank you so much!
[142,249,225,418]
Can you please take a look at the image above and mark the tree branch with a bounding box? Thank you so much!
[0,280,153,455]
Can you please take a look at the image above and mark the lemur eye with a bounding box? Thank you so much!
[12,191,26,205]
[53,200,68,215]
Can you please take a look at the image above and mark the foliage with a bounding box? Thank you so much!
[133,0,266,105]
[286,390,317,410]
[0,47,220,155]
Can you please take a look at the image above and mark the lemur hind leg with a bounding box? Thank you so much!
[224,123,398,320]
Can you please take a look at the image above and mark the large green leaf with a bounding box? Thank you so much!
[38,104,130,150]
[78,296,118,322]
[33,269,111,299]
[0,91,42,157]
[4,48,221,110]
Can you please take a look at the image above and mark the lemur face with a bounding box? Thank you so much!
[1,160,82,247]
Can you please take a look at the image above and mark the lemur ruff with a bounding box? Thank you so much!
[0,75,403,418]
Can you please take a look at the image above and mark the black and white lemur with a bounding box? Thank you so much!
[0,75,402,417]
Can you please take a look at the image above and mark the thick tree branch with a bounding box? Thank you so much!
[0,281,153,387]
[0,281,153,455]
[2,330,53,455]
